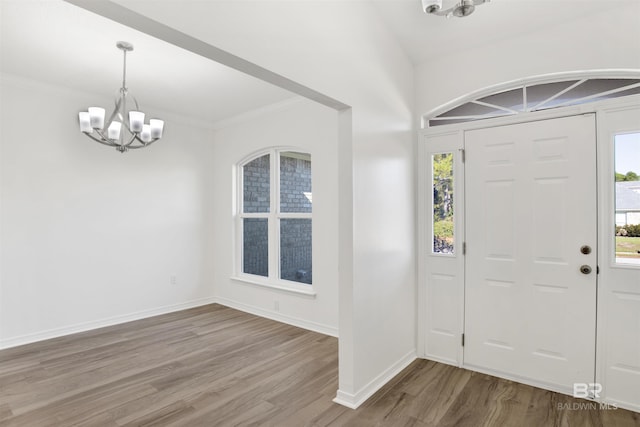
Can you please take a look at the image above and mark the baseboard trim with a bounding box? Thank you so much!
[464,363,640,414]
[463,362,574,397]
[423,353,460,368]
[333,349,417,409]
[0,297,217,350]
[214,296,338,337]
[605,398,640,414]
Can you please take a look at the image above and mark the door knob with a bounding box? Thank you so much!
[580,245,592,255]
[580,265,592,275]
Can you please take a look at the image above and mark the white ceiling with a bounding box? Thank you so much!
[371,0,615,65]
[0,0,298,125]
[0,0,625,125]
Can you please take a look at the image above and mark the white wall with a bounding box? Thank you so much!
[416,3,640,117]
[0,74,215,348]
[208,99,339,336]
[112,0,416,406]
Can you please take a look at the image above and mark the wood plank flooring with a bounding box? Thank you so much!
[0,304,638,426]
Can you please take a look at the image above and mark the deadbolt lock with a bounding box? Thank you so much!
[580,265,592,275]
[580,245,592,255]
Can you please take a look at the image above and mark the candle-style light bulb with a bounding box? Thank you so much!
[140,124,152,143]
[129,111,145,133]
[88,107,105,130]
[107,121,122,140]
[150,119,164,139]
[79,112,92,133]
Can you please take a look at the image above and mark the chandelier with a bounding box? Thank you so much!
[422,0,490,18]
[78,41,164,153]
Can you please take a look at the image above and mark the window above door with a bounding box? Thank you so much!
[424,72,640,128]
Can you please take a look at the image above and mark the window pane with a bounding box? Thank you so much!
[437,101,500,118]
[280,152,312,213]
[526,80,578,110]
[280,219,312,284]
[538,79,640,110]
[615,133,640,265]
[243,218,269,277]
[476,88,524,112]
[243,154,270,213]
[433,153,454,254]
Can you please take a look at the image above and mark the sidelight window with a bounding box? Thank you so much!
[432,152,454,254]
[614,133,640,265]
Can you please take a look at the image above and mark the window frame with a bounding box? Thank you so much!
[233,147,315,296]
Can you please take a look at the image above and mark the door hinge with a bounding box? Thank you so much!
[462,333,465,347]
[462,242,466,255]
[460,148,466,163]
[597,265,600,275]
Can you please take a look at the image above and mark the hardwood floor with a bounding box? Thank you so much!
[0,304,638,426]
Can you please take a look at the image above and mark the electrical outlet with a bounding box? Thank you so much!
[170,275,177,285]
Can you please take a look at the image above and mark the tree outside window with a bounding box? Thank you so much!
[433,153,454,254]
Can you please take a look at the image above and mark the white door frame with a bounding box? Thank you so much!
[418,93,640,412]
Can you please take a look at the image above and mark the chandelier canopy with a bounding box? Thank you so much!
[422,0,490,18]
[78,41,164,153]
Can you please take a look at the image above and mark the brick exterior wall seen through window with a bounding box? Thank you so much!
[243,218,268,277]
[280,154,312,213]
[241,151,312,285]
[243,154,270,213]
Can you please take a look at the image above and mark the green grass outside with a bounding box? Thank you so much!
[616,236,640,258]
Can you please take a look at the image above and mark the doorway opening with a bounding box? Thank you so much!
[419,71,640,411]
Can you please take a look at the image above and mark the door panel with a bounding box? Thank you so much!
[421,131,465,365]
[597,106,640,411]
[465,115,597,393]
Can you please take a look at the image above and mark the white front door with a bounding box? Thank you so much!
[464,114,597,394]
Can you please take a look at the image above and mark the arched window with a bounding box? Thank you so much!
[424,72,640,128]
[237,149,313,289]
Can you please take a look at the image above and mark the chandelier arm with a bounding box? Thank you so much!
[132,134,150,146]
[123,133,140,147]
[104,95,124,131]
[127,95,140,112]
[126,137,160,149]
[83,132,116,147]
[94,128,109,141]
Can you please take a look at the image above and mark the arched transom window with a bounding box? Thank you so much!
[425,74,640,128]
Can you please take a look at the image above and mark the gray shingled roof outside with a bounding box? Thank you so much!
[617,181,640,211]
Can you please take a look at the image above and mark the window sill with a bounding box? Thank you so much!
[231,275,317,298]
